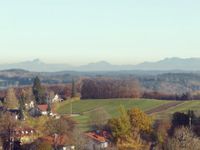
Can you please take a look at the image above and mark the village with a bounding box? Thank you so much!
[0,77,114,150]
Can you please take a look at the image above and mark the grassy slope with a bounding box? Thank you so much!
[56,99,171,115]
[55,99,200,131]
[160,100,200,114]
[55,99,172,130]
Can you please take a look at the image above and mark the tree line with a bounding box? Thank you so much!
[81,78,141,99]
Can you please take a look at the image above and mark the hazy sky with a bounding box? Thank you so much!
[0,0,200,65]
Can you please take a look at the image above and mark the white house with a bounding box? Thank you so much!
[25,101,35,109]
[52,94,63,103]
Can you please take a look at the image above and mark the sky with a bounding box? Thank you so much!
[0,0,200,65]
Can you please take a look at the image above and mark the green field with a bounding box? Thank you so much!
[56,98,171,115]
[55,99,200,131]
[55,99,170,130]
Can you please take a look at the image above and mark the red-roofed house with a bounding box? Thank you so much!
[85,131,110,150]
[37,104,48,115]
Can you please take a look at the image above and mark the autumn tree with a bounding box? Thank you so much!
[153,119,171,149]
[108,106,152,150]
[45,116,76,149]
[32,76,46,104]
[108,106,131,143]
[128,108,152,133]
[4,88,19,109]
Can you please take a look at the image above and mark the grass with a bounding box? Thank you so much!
[55,99,200,131]
[163,100,200,114]
[55,98,172,131]
[56,98,171,115]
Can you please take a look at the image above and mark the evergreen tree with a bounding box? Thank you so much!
[20,90,26,110]
[47,101,51,115]
[71,79,76,98]
[4,88,19,109]
[19,98,25,120]
[32,76,45,104]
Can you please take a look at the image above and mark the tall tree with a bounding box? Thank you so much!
[45,116,76,149]
[32,76,45,104]
[19,99,25,120]
[128,108,152,133]
[47,102,51,116]
[108,106,131,142]
[108,106,149,150]
[71,79,76,98]
[5,88,19,109]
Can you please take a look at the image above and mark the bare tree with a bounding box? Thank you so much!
[5,88,19,109]
[0,112,19,150]
[167,127,200,150]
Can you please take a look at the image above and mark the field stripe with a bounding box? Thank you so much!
[145,101,183,115]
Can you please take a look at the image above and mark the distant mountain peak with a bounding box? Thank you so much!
[31,59,44,64]
[90,61,111,65]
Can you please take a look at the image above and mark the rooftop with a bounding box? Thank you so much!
[37,104,48,111]
[85,132,107,143]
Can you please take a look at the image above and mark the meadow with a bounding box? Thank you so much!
[55,99,200,130]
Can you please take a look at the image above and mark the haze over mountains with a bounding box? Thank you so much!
[1,57,200,72]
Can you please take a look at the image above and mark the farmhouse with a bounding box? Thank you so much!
[37,104,48,115]
[85,131,110,150]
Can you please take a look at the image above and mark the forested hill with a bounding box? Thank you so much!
[1,69,200,97]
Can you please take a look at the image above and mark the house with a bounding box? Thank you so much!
[0,107,21,120]
[8,109,21,120]
[38,135,75,150]
[85,131,111,150]
[28,107,42,117]
[37,104,48,115]
[25,101,34,109]
[13,127,37,144]
[52,94,63,103]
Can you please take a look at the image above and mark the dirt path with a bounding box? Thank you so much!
[145,101,183,115]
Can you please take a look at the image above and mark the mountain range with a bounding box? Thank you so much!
[1,57,200,72]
